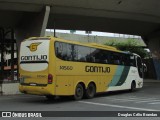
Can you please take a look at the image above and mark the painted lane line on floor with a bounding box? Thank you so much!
[123,97,159,101]
[79,101,160,111]
[105,98,149,102]
[106,97,159,101]
[135,100,160,103]
[104,97,160,103]
[108,98,160,103]
[149,102,160,105]
[106,98,137,102]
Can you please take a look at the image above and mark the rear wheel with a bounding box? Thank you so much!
[85,83,96,99]
[74,84,84,100]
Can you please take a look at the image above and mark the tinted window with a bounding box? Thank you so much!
[55,41,136,66]
[77,46,90,62]
[55,42,75,61]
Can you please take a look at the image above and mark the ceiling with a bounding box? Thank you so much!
[0,0,160,37]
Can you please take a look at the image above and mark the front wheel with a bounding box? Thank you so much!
[85,83,96,99]
[130,81,136,92]
[74,84,84,100]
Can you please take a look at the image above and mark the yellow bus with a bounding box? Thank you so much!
[19,36,143,100]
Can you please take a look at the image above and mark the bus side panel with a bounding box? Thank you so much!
[55,76,74,95]
[98,75,115,92]
[54,60,117,95]
[107,66,143,91]
[55,76,97,95]
[54,74,116,95]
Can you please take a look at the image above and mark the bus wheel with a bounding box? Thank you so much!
[85,83,96,99]
[130,81,136,92]
[74,84,84,100]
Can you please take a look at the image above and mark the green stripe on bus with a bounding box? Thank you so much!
[116,66,130,86]
[109,66,124,86]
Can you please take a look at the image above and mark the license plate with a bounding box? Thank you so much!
[30,83,37,86]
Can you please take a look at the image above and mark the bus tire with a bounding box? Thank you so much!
[74,83,84,100]
[130,81,136,92]
[85,83,96,99]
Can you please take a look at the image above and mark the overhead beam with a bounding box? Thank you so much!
[15,6,50,48]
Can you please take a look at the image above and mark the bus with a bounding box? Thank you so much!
[19,36,143,100]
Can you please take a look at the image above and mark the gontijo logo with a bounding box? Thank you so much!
[27,42,41,52]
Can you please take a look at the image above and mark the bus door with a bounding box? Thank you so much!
[136,56,143,78]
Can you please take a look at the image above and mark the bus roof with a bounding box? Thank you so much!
[53,37,121,52]
[25,36,122,52]
[89,43,118,51]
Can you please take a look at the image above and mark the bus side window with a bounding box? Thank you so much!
[100,50,109,64]
[90,56,95,62]
[55,42,62,59]
[77,45,90,62]
[124,55,130,66]
[62,43,68,60]
[67,44,72,60]
[120,55,125,65]
[111,53,120,65]
[72,44,78,61]
[56,49,62,58]
[129,55,135,66]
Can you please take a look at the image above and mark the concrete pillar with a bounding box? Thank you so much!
[11,29,15,81]
[144,32,160,80]
[0,28,5,83]
[15,6,50,48]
